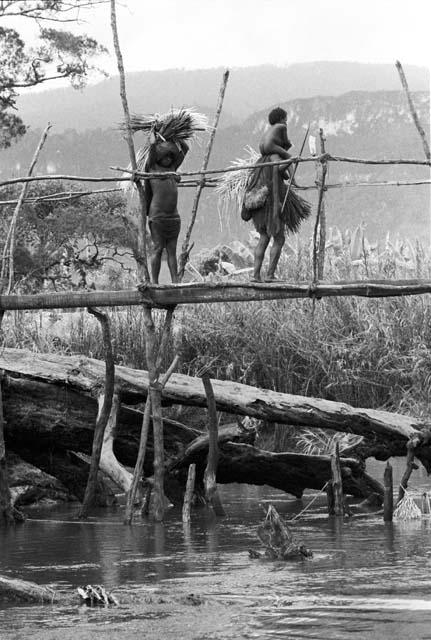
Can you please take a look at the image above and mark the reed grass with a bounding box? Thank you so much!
[394,491,422,520]
[2,233,431,419]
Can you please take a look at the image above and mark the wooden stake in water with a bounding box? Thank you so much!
[383,461,393,522]
[79,307,115,519]
[182,463,196,523]
[202,374,225,517]
[330,442,344,516]
[421,492,431,516]
[326,481,335,516]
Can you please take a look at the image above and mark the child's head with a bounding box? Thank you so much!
[158,154,174,168]
[268,107,287,125]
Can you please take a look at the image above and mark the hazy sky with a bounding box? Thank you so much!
[76,0,430,72]
[5,0,430,77]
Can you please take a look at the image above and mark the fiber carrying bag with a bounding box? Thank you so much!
[243,184,269,211]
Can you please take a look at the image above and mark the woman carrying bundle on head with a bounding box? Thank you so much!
[241,107,311,282]
[145,135,188,283]
[121,108,208,284]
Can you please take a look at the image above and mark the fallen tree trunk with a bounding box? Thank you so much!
[1,373,199,500]
[7,452,72,507]
[1,348,430,469]
[0,575,57,604]
[172,437,383,499]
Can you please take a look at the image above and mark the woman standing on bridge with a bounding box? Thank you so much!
[241,107,311,282]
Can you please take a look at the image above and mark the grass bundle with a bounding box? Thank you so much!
[282,188,312,234]
[216,146,311,233]
[393,490,422,520]
[216,146,259,213]
[121,108,210,139]
[120,107,209,192]
[295,428,364,456]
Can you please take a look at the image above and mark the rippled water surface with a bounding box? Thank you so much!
[1,460,431,639]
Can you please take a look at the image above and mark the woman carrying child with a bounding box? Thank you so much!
[242,107,310,282]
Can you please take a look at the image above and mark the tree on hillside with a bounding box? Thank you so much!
[0,1,108,148]
[0,182,136,292]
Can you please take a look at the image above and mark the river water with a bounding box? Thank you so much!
[1,459,431,640]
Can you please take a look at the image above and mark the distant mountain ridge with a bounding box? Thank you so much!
[2,88,430,248]
[16,62,429,133]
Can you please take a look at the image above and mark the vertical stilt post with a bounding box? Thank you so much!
[202,374,225,517]
[326,481,335,516]
[79,308,115,519]
[182,463,196,524]
[317,129,327,279]
[141,481,152,517]
[330,442,344,516]
[312,128,328,282]
[124,395,151,524]
[383,461,393,522]
[421,492,430,516]
[178,69,230,277]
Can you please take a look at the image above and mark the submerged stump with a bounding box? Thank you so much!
[250,505,312,560]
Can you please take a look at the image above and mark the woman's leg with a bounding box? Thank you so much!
[166,236,179,283]
[266,230,285,280]
[253,232,270,281]
[149,221,165,284]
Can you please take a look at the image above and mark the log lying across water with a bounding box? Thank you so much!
[1,348,429,471]
[172,437,383,499]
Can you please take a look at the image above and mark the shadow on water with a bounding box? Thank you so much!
[1,459,431,639]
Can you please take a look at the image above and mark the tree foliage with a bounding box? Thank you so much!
[0,1,108,148]
[0,182,135,292]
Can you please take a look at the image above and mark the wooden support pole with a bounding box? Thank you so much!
[179,69,229,277]
[421,492,430,515]
[125,309,177,524]
[395,60,431,246]
[141,481,152,517]
[78,307,115,518]
[330,443,344,516]
[150,383,165,522]
[312,128,328,282]
[317,129,327,280]
[110,0,149,282]
[202,374,225,517]
[111,0,177,525]
[124,396,151,524]
[383,461,394,522]
[396,61,431,161]
[326,481,335,516]
[182,463,196,523]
